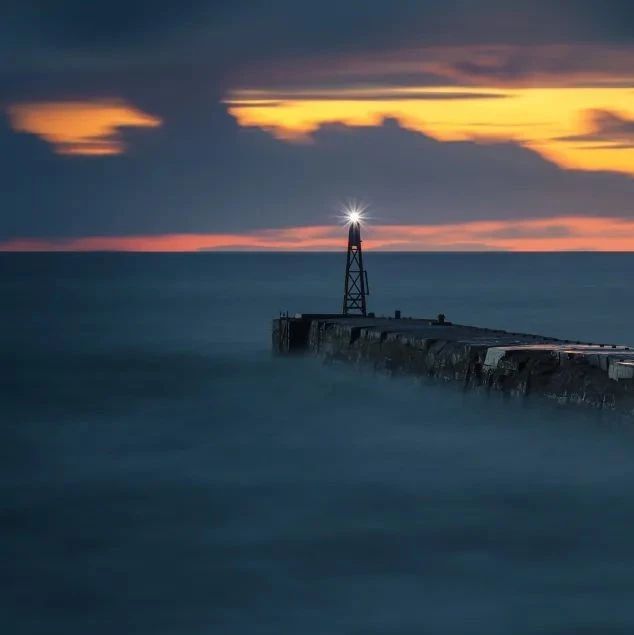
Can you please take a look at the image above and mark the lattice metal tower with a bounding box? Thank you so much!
[342,218,369,315]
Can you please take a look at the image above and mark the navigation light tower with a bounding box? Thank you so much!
[342,207,369,316]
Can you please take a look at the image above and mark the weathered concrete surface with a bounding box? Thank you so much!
[273,315,634,414]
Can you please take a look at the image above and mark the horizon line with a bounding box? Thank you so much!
[3,217,634,252]
[3,249,634,254]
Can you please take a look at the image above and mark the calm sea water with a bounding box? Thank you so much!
[3,252,634,634]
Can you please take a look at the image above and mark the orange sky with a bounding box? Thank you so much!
[4,216,634,252]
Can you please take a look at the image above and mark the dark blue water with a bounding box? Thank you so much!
[3,252,634,634]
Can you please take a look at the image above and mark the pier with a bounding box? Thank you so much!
[273,207,634,413]
[272,313,634,412]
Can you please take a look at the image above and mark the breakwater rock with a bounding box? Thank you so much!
[273,314,634,413]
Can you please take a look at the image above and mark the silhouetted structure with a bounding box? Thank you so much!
[342,219,369,315]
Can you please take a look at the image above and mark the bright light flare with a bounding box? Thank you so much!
[348,210,362,224]
[340,201,369,227]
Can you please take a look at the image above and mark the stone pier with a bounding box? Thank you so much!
[272,314,634,413]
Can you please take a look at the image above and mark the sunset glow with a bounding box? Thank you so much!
[5,217,634,252]
[3,5,634,253]
[6,100,162,155]
[226,86,634,174]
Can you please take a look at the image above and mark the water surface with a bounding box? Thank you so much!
[2,252,634,634]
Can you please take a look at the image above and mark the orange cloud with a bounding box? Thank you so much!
[362,217,634,251]
[3,217,634,252]
[0,228,341,252]
[6,100,162,155]
[225,86,634,174]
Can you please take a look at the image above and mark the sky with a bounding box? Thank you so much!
[2,1,634,251]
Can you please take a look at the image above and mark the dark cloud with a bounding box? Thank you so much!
[2,2,634,241]
[9,1,634,52]
[20,1,212,47]
[1,110,633,240]
[2,3,633,115]
[425,45,634,86]
[3,2,634,83]
[558,110,634,147]
[233,44,634,93]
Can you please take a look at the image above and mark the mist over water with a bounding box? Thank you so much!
[3,252,634,634]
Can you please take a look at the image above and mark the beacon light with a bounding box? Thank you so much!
[341,201,368,227]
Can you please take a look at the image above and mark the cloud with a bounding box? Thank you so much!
[1,109,634,241]
[558,109,634,149]
[4,217,634,252]
[6,100,162,155]
[226,86,634,174]
[2,2,634,245]
[3,3,634,86]
[233,45,634,93]
[362,217,634,251]
[406,45,634,87]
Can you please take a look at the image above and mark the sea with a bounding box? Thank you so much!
[3,252,634,634]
